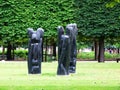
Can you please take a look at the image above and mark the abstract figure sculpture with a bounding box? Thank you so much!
[57,23,78,75]
[57,26,70,75]
[66,23,78,73]
[27,28,44,74]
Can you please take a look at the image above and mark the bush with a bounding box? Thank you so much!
[14,49,28,59]
[0,51,7,55]
[77,51,120,60]
[77,52,94,60]
[104,52,119,59]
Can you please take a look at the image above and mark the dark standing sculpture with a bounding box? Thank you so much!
[57,23,78,75]
[66,23,78,73]
[27,28,44,74]
[57,26,64,61]
[57,26,70,75]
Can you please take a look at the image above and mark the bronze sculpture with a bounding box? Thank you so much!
[66,23,78,73]
[27,28,44,74]
[57,26,70,75]
[57,23,78,75]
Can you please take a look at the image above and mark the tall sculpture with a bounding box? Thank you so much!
[57,26,70,75]
[27,28,44,74]
[57,26,64,61]
[66,23,78,73]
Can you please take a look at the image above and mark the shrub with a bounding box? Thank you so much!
[77,52,94,60]
[77,51,120,60]
[14,49,28,59]
[104,52,119,59]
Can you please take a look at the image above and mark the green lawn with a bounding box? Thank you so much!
[0,61,120,90]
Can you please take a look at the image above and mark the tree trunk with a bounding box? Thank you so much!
[94,40,99,61]
[53,42,56,60]
[45,37,47,62]
[42,37,44,62]
[12,44,14,60]
[91,45,94,51]
[117,48,120,54]
[2,46,5,60]
[7,42,12,60]
[98,37,105,62]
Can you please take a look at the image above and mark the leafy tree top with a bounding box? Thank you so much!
[0,0,75,45]
[75,0,120,39]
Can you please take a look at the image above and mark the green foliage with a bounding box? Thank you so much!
[106,0,120,7]
[0,0,27,45]
[77,51,119,60]
[0,0,75,45]
[77,52,94,60]
[105,52,119,59]
[14,49,28,58]
[75,0,120,39]
[77,41,92,50]
[0,50,7,55]
[0,49,27,59]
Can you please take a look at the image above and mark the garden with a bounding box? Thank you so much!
[0,0,120,90]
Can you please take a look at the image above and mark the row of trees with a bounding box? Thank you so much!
[0,0,120,62]
[75,0,120,62]
[0,0,75,60]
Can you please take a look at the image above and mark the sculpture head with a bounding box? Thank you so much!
[27,28,44,43]
[37,28,44,38]
[66,23,78,38]
[57,26,64,35]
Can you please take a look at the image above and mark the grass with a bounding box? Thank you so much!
[0,61,120,90]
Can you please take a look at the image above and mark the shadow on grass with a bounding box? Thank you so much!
[41,73,56,76]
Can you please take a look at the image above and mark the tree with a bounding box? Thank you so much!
[0,0,75,60]
[0,0,27,60]
[75,0,120,62]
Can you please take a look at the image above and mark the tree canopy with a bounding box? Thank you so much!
[75,0,120,40]
[75,0,120,62]
[0,0,75,46]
